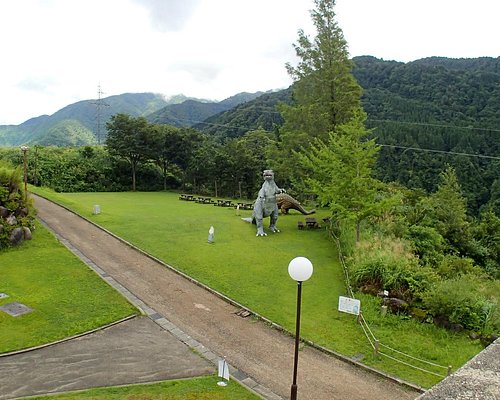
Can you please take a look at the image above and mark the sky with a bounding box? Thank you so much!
[1,0,498,125]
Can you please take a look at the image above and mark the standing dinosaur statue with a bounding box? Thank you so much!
[242,170,285,236]
[276,193,315,215]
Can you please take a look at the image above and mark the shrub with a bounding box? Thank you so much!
[436,254,482,279]
[350,236,438,301]
[422,275,499,334]
[405,224,445,267]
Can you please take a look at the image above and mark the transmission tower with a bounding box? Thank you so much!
[92,84,109,145]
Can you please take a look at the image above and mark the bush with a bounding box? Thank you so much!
[422,275,499,334]
[405,224,445,267]
[436,254,482,279]
[0,162,36,249]
[350,236,438,300]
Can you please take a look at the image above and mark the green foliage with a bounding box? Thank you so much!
[298,113,396,241]
[405,225,445,267]
[436,255,482,279]
[106,114,155,191]
[350,236,438,299]
[0,161,36,249]
[422,275,499,334]
[278,0,364,186]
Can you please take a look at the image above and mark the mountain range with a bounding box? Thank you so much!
[0,91,266,146]
[1,56,498,149]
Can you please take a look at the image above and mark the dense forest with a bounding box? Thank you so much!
[193,56,500,216]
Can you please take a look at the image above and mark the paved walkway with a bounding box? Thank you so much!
[0,317,213,400]
[6,195,419,400]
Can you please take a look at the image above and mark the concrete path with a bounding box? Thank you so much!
[0,317,213,400]
[22,194,420,400]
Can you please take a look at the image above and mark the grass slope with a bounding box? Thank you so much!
[0,220,138,353]
[24,376,260,399]
[31,188,484,388]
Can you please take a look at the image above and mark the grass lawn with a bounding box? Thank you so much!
[31,188,485,388]
[22,376,260,400]
[0,220,139,353]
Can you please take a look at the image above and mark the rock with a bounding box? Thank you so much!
[0,224,3,234]
[17,207,29,217]
[0,206,8,218]
[6,215,17,225]
[382,297,409,314]
[10,227,24,246]
[23,227,32,240]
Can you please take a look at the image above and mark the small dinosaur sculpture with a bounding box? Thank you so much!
[277,193,315,215]
[249,169,285,237]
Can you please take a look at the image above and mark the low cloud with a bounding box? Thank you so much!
[16,77,57,94]
[132,0,200,32]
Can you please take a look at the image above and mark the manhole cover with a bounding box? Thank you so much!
[0,293,9,299]
[351,353,365,362]
[0,302,33,317]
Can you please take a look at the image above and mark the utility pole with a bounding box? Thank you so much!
[92,84,109,145]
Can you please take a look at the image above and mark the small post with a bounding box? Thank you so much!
[374,339,380,358]
[20,145,29,198]
[208,226,215,243]
[447,365,452,376]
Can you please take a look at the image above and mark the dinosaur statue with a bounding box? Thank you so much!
[245,169,285,237]
[276,193,316,215]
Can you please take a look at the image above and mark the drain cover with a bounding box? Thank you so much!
[0,302,33,317]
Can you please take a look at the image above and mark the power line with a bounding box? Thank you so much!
[378,144,500,161]
[158,114,500,161]
[367,118,500,134]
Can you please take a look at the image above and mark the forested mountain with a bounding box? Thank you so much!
[146,91,264,127]
[198,56,500,214]
[0,93,168,146]
[193,89,292,140]
[354,56,500,214]
[0,92,264,146]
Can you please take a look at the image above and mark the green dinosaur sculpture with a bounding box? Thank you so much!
[250,169,285,237]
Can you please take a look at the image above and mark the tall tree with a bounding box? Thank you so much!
[106,114,152,191]
[277,0,364,186]
[298,112,389,241]
[149,125,205,191]
[280,0,363,146]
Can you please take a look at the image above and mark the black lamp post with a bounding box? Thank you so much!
[288,256,313,400]
[20,145,29,198]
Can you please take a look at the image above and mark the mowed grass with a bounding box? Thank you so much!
[0,220,139,353]
[31,188,484,388]
[23,376,260,400]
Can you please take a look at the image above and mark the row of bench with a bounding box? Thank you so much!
[179,194,253,209]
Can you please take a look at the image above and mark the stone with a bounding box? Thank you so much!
[0,206,9,218]
[0,302,33,317]
[6,214,17,225]
[10,227,24,246]
[23,226,32,240]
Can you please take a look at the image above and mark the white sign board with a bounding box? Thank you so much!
[338,296,361,315]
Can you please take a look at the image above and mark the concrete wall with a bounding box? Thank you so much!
[416,338,499,400]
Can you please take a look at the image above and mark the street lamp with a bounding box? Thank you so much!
[288,256,313,400]
[20,145,29,199]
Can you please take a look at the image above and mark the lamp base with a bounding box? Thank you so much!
[290,383,298,400]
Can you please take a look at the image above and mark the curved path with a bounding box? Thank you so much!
[33,195,419,400]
